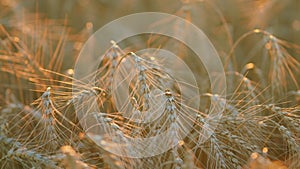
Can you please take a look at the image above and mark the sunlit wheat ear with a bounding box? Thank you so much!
[266,35,300,98]
[32,87,64,151]
[7,87,77,153]
[70,41,125,115]
[227,29,300,99]
[197,127,256,169]
[94,40,126,93]
[33,87,81,151]
[159,90,184,169]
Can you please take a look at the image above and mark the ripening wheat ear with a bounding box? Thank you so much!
[93,40,126,94]
[69,41,126,117]
[6,87,79,153]
[265,35,300,98]
[226,29,300,100]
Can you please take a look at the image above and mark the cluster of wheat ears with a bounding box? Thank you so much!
[0,0,300,169]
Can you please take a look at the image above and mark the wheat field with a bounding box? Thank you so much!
[0,0,299,169]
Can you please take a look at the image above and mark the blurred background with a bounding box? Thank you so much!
[1,0,300,47]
